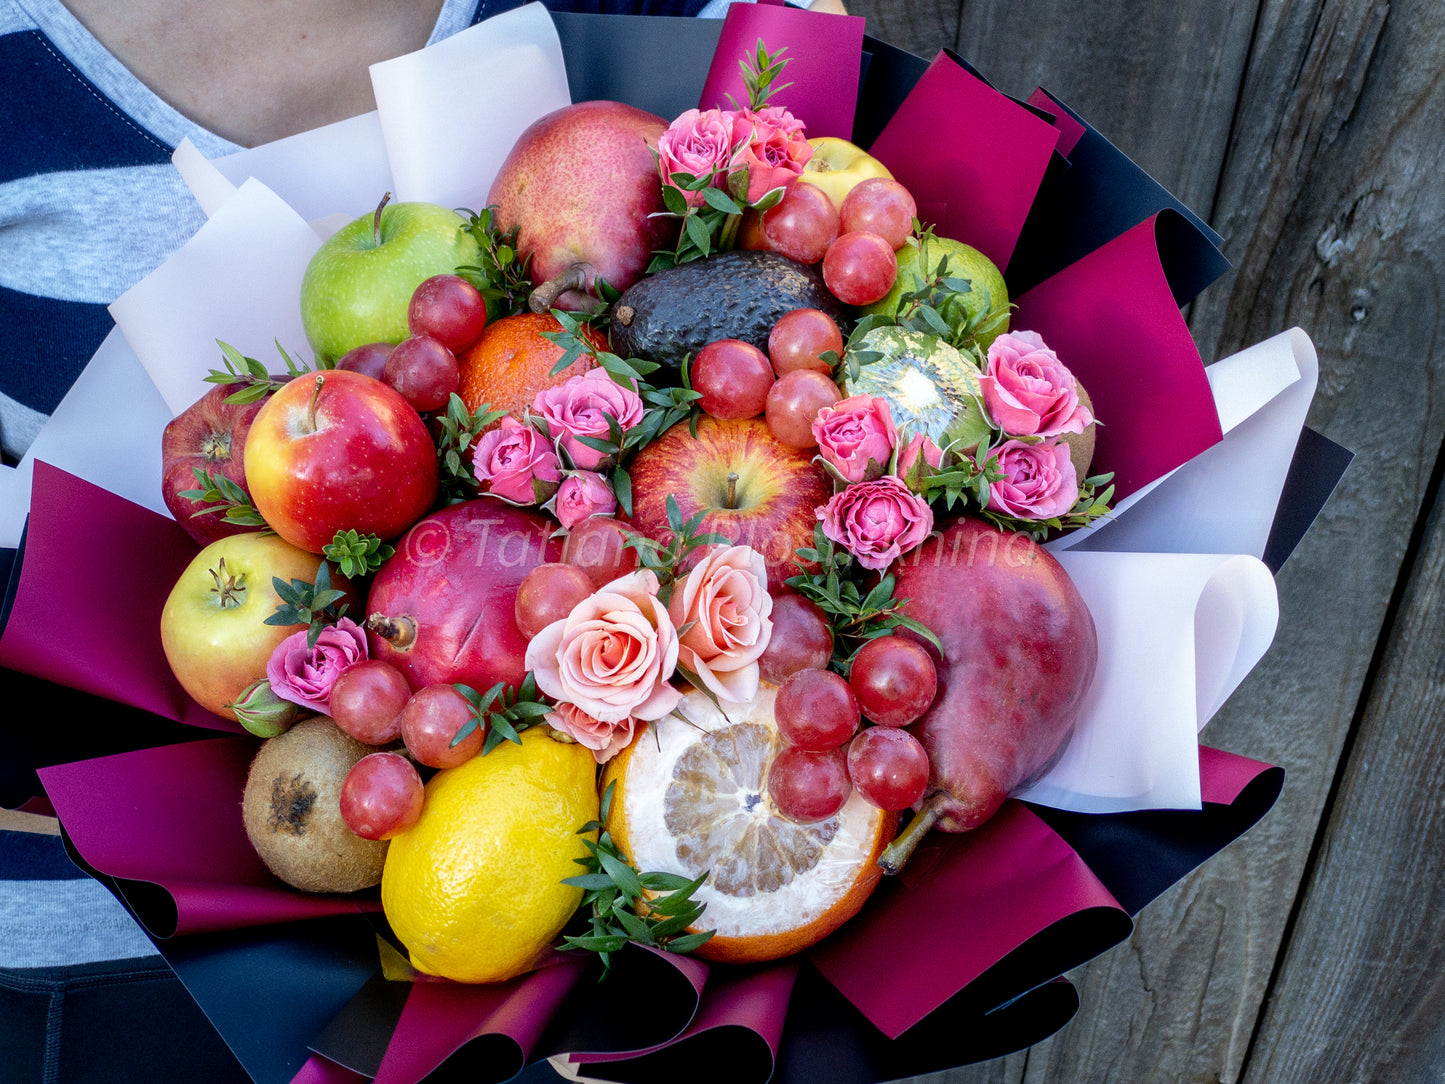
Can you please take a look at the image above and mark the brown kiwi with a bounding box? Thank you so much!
[1062,380,1097,481]
[241,717,388,893]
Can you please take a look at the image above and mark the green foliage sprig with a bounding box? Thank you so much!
[562,781,714,979]
[451,673,554,755]
[322,530,394,578]
[206,340,317,403]
[434,393,508,503]
[737,39,792,111]
[266,562,349,649]
[457,205,533,320]
[625,495,729,606]
[179,468,267,528]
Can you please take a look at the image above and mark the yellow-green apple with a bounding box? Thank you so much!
[159,532,358,720]
[244,369,438,553]
[300,199,482,365]
[160,381,274,547]
[625,415,832,590]
[801,137,894,210]
[365,501,562,691]
[488,101,678,311]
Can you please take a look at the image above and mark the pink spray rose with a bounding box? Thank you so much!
[818,475,934,572]
[667,545,773,704]
[533,368,645,470]
[265,617,368,714]
[986,440,1080,520]
[544,702,639,765]
[658,108,737,206]
[730,106,813,204]
[554,472,617,529]
[979,331,1094,437]
[525,569,681,724]
[812,395,898,483]
[472,415,561,504]
[896,430,945,491]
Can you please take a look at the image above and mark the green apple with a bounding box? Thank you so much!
[300,199,483,365]
[159,532,357,721]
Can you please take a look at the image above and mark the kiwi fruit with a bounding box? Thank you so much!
[242,717,388,893]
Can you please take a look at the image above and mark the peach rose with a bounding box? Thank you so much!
[544,702,639,765]
[524,569,681,724]
[667,545,773,704]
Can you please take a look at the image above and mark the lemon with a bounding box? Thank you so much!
[603,685,895,965]
[381,727,598,984]
[863,234,1011,351]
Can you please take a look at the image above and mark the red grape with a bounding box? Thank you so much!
[515,562,596,639]
[383,334,460,413]
[329,659,412,744]
[399,684,482,768]
[768,745,852,823]
[839,178,917,250]
[691,339,775,420]
[775,668,859,750]
[822,231,898,306]
[341,751,424,840]
[760,181,839,264]
[768,308,843,376]
[764,369,842,449]
[846,727,929,811]
[408,274,487,353]
[335,342,394,380]
[758,593,834,683]
[850,634,938,727]
[561,515,639,588]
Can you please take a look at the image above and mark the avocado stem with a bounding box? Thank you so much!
[725,472,739,510]
[372,191,391,247]
[877,796,944,876]
[366,612,417,648]
[306,374,325,432]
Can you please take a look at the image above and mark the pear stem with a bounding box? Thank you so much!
[877,795,944,876]
[528,265,607,315]
[372,191,391,247]
[306,374,325,432]
[725,472,739,510]
[366,612,417,649]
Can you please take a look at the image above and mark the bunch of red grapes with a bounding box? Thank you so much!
[758,595,939,822]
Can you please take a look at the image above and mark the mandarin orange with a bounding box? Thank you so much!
[456,312,608,421]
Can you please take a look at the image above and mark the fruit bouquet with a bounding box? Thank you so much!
[0,4,1350,1083]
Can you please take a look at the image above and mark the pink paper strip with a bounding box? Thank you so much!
[1012,215,1223,498]
[0,462,238,733]
[697,3,865,139]
[290,1054,370,1084]
[1028,88,1087,156]
[1199,745,1277,805]
[809,802,1123,1039]
[39,737,380,935]
[866,53,1060,269]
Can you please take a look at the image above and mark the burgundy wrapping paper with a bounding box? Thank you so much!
[1012,215,1224,499]
[866,52,1060,271]
[696,2,865,139]
[0,462,238,733]
[292,1056,368,1084]
[38,736,380,936]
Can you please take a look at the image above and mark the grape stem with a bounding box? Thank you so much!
[877,794,943,876]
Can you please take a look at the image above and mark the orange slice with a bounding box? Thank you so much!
[603,685,896,964]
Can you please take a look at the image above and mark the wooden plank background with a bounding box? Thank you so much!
[846,0,1445,1081]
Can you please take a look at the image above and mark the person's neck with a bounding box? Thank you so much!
[60,0,450,146]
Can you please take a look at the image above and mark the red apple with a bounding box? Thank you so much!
[244,369,439,553]
[488,101,678,310]
[161,381,272,546]
[625,415,832,591]
[365,501,563,692]
[159,531,358,720]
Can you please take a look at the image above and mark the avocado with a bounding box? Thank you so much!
[608,251,851,371]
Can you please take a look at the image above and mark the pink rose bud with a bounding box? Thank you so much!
[473,415,561,504]
[545,702,639,765]
[729,106,813,204]
[265,617,368,715]
[658,108,737,206]
[667,545,773,704]
[818,475,935,572]
[533,369,645,470]
[986,439,1080,521]
[812,394,898,484]
[555,472,618,529]
[896,431,945,491]
[979,331,1094,438]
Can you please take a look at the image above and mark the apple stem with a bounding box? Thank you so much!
[207,557,246,609]
[877,795,944,876]
[366,612,417,648]
[306,374,325,432]
[725,472,739,510]
[372,191,392,247]
[528,265,606,316]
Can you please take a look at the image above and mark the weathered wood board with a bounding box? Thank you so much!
[847,0,1445,1081]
